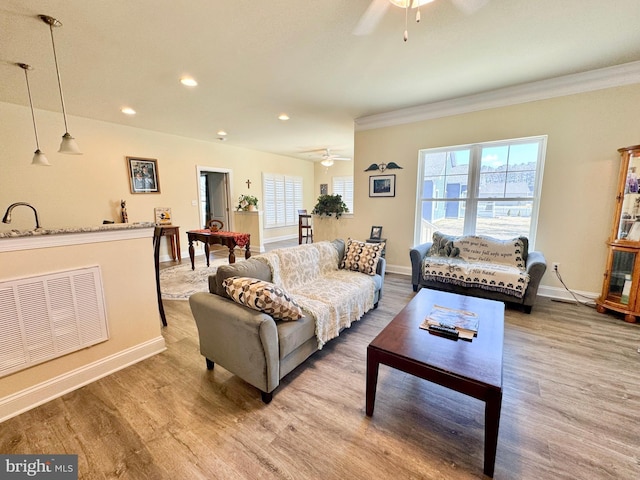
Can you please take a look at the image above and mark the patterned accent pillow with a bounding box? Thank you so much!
[222,277,303,321]
[339,238,385,276]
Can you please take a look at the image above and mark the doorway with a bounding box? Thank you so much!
[197,167,232,231]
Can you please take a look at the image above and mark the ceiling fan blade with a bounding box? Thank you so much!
[332,157,352,161]
[353,0,390,36]
[450,0,489,15]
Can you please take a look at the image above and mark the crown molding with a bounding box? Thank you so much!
[355,61,640,131]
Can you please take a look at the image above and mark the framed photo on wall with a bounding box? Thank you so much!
[127,157,160,194]
[369,174,395,197]
[320,183,328,195]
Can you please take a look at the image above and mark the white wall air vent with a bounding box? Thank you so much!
[0,266,109,377]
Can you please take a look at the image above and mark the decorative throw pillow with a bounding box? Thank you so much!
[427,232,460,258]
[339,238,385,276]
[222,277,303,321]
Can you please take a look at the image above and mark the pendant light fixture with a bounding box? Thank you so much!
[18,63,50,166]
[40,14,82,155]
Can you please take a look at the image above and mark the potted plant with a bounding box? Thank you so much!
[237,194,259,211]
[312,194,348,218]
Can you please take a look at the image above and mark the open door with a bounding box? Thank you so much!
[198,168,231,230]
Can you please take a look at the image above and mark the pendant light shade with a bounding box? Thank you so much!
[59,132,81,154]
[32,150,50,166]
[18,63,51,166]
[40,14,82,155]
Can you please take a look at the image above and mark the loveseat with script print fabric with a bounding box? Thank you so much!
[410,232,546,313]
[189,239,385,403]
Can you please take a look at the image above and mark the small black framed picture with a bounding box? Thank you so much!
[369,174,395,197]
[370,226,383,240]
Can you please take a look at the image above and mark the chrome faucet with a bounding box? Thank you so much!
[2,202,41,229]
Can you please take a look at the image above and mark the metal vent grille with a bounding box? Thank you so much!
[0,266,109,377]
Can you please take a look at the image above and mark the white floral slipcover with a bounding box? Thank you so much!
[257,242,375,348]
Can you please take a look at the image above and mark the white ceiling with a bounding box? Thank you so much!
[3,0,640,162]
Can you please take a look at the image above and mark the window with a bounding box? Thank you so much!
[263,174,303,228]
[332,176,354,213]
[415,136,546,245]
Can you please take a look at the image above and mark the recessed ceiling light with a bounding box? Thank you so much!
[121,107,136,115]
[278,113,290,121]
[217,130,227,136]
[180,76,198,87]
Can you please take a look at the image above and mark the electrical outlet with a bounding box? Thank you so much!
[552,262,560,271]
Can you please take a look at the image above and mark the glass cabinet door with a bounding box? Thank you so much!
[617,150,640,240]
[606,250,636,304]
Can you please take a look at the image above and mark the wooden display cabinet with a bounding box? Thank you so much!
[597,144,640,322]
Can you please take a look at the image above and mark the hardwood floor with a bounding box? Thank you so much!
[2,264,640,478]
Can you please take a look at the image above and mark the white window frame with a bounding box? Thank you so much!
[332,176,354,214]
[414,135,546,247]
[263,173,303,228]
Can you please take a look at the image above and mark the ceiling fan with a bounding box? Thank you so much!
[354,0,489,40]
[310,148,352,167]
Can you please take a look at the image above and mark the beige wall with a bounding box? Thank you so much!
[0,232,162,401]
[0,102,315,255]
[5,82,639,297]
[351,84,640,294]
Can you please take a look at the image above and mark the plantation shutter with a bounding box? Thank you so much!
[332,176,354,213]
[263,174,303,228]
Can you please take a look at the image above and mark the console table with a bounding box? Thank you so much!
[159,225,180,262]
[186,229,251,269]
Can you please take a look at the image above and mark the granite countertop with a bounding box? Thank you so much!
[0,222,156,239]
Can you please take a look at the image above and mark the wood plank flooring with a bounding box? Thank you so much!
[2,268,640,479]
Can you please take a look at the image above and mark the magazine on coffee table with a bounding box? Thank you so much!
[420,304,479,340]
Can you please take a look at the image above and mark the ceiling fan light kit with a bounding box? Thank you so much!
[389,0,434,8]
[357,0,487,41]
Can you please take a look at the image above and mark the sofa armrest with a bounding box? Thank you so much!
[410,242,432,291]
[376,256,386,277]
[522,251,547,308]
[189,292,280,394]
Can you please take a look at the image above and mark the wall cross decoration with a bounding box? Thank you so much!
[246,179,252,189]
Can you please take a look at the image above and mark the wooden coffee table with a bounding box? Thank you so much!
[366,289,504,477]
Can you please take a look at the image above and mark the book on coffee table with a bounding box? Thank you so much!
[420,304,479,340]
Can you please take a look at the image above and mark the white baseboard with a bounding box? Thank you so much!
[385,263,412,276]
[0,336,166,423]
[263,234,298,244]
[537,285,598,302]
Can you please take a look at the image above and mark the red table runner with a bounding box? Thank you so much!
[190,229,250,247]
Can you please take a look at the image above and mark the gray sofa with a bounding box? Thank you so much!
[410,236,546,313]
[189,239,385,403]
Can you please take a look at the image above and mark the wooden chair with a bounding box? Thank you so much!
[206,219,224,232]
[298,210,313,244]
[153,226,168,327]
